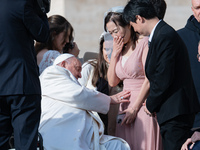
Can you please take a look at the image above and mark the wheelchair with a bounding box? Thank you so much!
[8,132,44,150]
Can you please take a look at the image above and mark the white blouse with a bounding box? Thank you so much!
[39,50,60,74]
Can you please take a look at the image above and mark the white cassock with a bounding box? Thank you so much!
[39,65,130,150]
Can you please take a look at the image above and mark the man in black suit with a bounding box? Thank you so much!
[123,1,200,150]
[178,0,200,128]
[0,0,49,149]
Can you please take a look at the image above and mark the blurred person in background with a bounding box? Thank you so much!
[63,39,84,64]
[35,15,74,74]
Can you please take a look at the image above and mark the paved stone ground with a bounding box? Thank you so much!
[47,0,193,57]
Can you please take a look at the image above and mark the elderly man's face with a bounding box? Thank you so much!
[192,0,200,22]
[66,57,82,80]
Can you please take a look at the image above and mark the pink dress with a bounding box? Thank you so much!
[115,37,163,150]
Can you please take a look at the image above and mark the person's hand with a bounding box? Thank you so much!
[181,131,200,150]
[112,36,124,58]
[198,41,200,62]
[191,131,200,143]
[110,91,130,104]
[119,107,138,125]
[143,101,155,117]
[181,138,194,150]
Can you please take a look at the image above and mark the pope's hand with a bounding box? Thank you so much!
[110,91,130,104]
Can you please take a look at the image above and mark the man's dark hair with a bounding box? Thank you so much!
[151,0,166,19]
[129,0,167,20]
[123,0,157,24]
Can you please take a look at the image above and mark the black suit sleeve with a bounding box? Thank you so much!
[23,0,49,42]
[146,35,176,113]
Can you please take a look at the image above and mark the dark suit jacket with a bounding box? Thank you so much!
[145,20,200,125]
[0,0,49,95]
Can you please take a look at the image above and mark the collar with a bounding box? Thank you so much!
[185,15,200,34]
[149,20,162,42]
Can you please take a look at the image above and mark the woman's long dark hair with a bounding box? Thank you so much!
[35,15,74,54]
[89,36,108,87]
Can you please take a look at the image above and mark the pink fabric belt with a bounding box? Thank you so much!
[123,78,144,91]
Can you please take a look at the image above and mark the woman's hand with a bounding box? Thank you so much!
[143,100,155,117]
[110,91,130,104]
[120,107,138,125]
[112,36,124,58]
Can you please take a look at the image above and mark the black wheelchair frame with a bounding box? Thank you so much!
[9,132,43,150]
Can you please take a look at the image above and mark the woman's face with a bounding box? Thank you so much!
[106,21,131,44]
[102,42,110,64]
[53,31,69,51]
